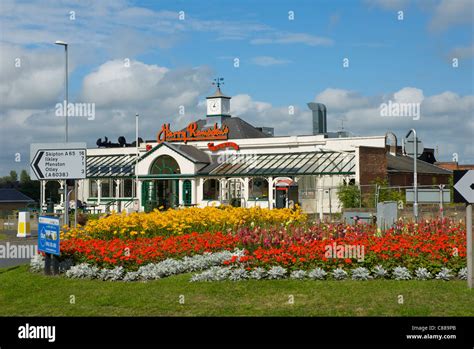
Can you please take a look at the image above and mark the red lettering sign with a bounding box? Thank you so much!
[157,122,229,144]
[207,142,240,151]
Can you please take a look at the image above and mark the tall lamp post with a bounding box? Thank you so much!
[55,40,69,226]
[406,129,418,221]
[135,113,139,212]
[55,41,68,142]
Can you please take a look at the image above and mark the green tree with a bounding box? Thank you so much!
[18,169,40,203]
[337,183,361,209]
[9,170,18,182]
[371,178,405,206]
[20,170,30,184]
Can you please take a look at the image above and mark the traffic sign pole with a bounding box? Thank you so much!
[452,170,474,289]
[406,129,419,221]
[467,204,473,289]
[64,181,68,227]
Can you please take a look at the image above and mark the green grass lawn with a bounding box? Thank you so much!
[0,233,7,241]
[0,265,473,316]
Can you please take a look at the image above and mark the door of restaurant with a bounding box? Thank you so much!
[156,179,179,209]
[182,180,192,206]
[276,188,287,208]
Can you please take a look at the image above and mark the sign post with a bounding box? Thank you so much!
[453,170,474,289]
[404,130,424,221]
[38,216,60,275]
[30,142,86,228]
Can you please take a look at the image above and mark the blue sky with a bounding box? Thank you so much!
[0,0,473,175]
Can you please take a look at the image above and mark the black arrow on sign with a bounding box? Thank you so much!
[33,151,44,179]
[471,183,474,190]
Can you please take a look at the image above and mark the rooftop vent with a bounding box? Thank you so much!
[307,102,327,135]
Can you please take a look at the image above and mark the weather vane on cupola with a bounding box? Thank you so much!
[207,77,231,118]
[212,77,224,89]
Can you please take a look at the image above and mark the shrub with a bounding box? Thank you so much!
[290,270,307,280]
[435,268,453,281]
[308,268,327,280]
[372,265,388,279]
[66,263,100,279]
[393,266,411,280]
[458,268,467,280]
[351,267,372,281]
[228,268,249,281]
[249,267,267,280]
[267,266,287,279]
[414,267,432,280]
[332,268,348,280]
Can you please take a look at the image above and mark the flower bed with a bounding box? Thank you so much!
[61,206,306,239]
[56,218,466,275]
[228,219,466,273]
[60,232,239,269]
[35,215,467,282]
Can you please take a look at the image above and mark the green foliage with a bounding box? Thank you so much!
[20,170,29,184]
[337,183,361,209]
[9,170,18,182]
[370,178,405,207]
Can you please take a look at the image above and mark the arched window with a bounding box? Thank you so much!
[150,155,180,175]
[249,177,268,200]
[203,179,220,200]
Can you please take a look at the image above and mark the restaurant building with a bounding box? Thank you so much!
[46,86,450,215]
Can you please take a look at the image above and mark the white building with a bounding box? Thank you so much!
[43,87,391,216]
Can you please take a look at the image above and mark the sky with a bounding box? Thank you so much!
[0,0,473,176]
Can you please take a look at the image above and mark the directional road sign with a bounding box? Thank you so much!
[30,143,86,180]
[454,170,474,204]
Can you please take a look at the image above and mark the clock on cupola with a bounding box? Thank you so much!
[206,77,231,118]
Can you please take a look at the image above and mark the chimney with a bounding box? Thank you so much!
[307,103,327,135]
[385,132,397,156]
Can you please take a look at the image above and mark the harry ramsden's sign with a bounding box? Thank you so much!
[207,142,240,151]
[157,122,229,143]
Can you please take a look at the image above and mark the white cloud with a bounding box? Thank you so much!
[81,60,169,107]
[0,43,64,109]
[230,94,310,135]
[422,91,474,114]
[310,87,474,163]
[365,0,473,32]
[0,58,214,174]
[251,32,334,46]
[250,56,291,67]
[429,0,473,31]
[449,43,474,60]
[364,0,410,10]
[393,87,424,104]
[315,88,370,111]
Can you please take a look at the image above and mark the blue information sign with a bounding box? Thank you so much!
[38,216,60,256]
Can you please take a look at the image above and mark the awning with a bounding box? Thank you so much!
[201,151,355,177]
[87,154,136,178]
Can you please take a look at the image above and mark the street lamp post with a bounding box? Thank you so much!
[55,41,68,142]
[135,113,139,212]
[55,40,69,227]
[406,129,418,221]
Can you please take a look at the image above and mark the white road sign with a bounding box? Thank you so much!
[404,136,424,158]
[30,143,87,180]
[454,170,474,204]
